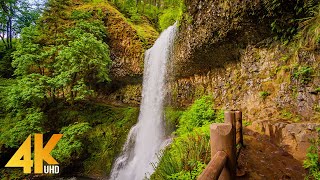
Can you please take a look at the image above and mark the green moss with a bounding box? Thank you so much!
[132,22,159,48]
[314,104,320,113]
[259,91,271,100]
[280,110,293,119]
[279,54,290,62]
[171,84,179,102]
[292,86,298,99]
[84,106,139,176]
[164,107,184,134]
[122,84,142,104]
[194,84,206,99]
[292,66,313,84]
[280,109,300,122]
[243,120,252,127]
[76,1,158,49]
[0,169,27,180]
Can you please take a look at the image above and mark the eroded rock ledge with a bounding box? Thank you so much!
[168,0,320,121]
[249,120,319,161]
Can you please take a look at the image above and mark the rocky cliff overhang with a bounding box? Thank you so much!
[172,0,305,78]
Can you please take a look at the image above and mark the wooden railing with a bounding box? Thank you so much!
[198,111,244,180]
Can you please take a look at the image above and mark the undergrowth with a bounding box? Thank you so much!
[304,128,320,179]
[151,96,223,180]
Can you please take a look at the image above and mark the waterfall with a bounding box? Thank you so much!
[109,23,178,180]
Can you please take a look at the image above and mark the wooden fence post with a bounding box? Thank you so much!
[219,111,236,179]
[210,121,236,180]
[197,111,242,180]
[235,111,243,146]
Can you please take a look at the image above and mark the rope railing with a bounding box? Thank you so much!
[198,111,244,180]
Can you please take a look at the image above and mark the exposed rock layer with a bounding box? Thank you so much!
[168,0,320,122]
[249,120,319,161]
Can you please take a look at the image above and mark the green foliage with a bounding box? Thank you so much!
[176,96,218,135]
[262,0,318,42]
[243,120,252,127]
[0,48,15,78]
[4,74,48,111]
[152,96,223,180]
[55,30,111,101]
[0,168,26,180]
[158,7,181,31]
[52,122,91,166]
[259,91,271,100]
[280,109,301,122]
[109,0,184,30]
[167,160,206,180]
[215,109,225,123]
[295,2,320,50]
[12,25,49,76]
[70,10,93,20]
[12,11,111,103]
[293,66,313,84]
[164,107,184,132]
[304,128,320,179]
[0,0,41,49]
[84,106,139,175]
[152,127,211,180]
[0,108,45,148]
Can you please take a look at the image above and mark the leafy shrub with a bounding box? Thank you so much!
[109,0,184,30]
[152,127,210,180]
[152,96,223,180]
[304,128,320,179]
[263,0,318,42]
[167,161,206,180]
[70,10,93,20]
[176,96,217,135]
[158,7,181,31]
[164,107,184,132]
[51,122,91,166]
[295,2,320,50]
[0,48,15,78]
[0,108,45,148]
[259,91,271,100]
[293,66,313,84]
[4,74,48,110]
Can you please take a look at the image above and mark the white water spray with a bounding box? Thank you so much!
[109,23,177,180]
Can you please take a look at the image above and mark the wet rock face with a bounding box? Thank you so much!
[172,0,270,78]
[168,0,320,121]
[249,120,320,161]
[168,45,320,121]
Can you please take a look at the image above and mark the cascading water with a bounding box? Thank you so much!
[109,23,177,180]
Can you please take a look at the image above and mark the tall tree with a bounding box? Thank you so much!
[0,0,40,49]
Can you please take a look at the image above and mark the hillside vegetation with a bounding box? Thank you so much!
[0,0,182,178]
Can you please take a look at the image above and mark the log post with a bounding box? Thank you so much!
[197,151,228,180]
[210,121,236,180]
[235,111,243,146]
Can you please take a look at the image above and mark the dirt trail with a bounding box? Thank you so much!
[237,128,307,180]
